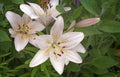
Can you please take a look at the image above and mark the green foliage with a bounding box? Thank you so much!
[91,56,118,69]
[0,0,120,77]
[79,0,100,16]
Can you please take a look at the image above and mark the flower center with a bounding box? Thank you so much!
[37,0,50,10]
[52,42,65,57]
[17,25,31,35]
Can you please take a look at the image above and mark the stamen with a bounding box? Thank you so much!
[63,46,66,48]
[54,52,56,55]
[33,38,36,40]
[58,42,60,45]
[57,54,61,56]
[61,50,64,54]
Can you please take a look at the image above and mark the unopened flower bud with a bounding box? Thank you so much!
[76,18,100,27]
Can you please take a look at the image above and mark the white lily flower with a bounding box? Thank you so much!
[5,11,45,52]
[29,16,85,74]
[20,0,71,26]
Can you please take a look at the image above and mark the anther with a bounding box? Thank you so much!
[58,42,60,45]
[63,46,66,48]
[57,54,61,56]
[61,50,64,54]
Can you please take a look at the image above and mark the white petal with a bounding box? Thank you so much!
[64,57,69,65]
[5,11,22,29]
[40,17,54,26]
[66,50,82,63]
[72,43,86,53]
[50,52,64,75]
[20,4,39,19]
[33,35,53,49]
[29,34,40,48]
[14,34,29,52]
[28,21,45,33]
[29,49,49,67]
[50,16,64,41]
[49,7,60,18]
[58,32,84,49]
[50,0,59,7]
[22,14,31,24]
[28,2,45,15]
[9,28,16,38]
[64,7,71,11]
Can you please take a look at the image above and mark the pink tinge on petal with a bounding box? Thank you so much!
[76,18,100,27]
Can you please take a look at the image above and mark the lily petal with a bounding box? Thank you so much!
[50,0,59,7]
[50,52,64,75]
[22,14,31,25]
[64,7,71,11]
[58,32,84,49]
[29,34,40,48]
[14,34,29,51]
[72,43,86,53]
[50,16,64,41]
[28,21,45,33]
[9,28,16,38]
[5,11,22,29]
[29,49,49,67]
[28,2,45,15]
[48,7,60,18]
[20,4,39,19]
[34,35,53,49]
[66,50,82,63]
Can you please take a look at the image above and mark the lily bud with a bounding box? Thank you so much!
[76,18,100,27]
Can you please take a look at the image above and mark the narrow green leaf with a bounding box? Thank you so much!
[75,26,101,36]
[71,6,82,20]
[79,0,99,16]
[0,52,11,58]
[10,0,24,4]
[31,67,39,77]
[101,72,116,77]
[98,20,120,33]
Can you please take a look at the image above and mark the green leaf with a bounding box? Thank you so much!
[79,0,99,16]
[101,72,116,77]
[67,63,80,72]
[75,26,101,36]
[81,66,94,77]
[89,66,108,74]
[56,5,66,14]
[0,30,11,42]
[91,56,118,69]
[71,6,82,20]
[31,67,39,77]
[10,0,24,4]
[0,41,11,51]
[98,20,120,33]
[0,52,11,58]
